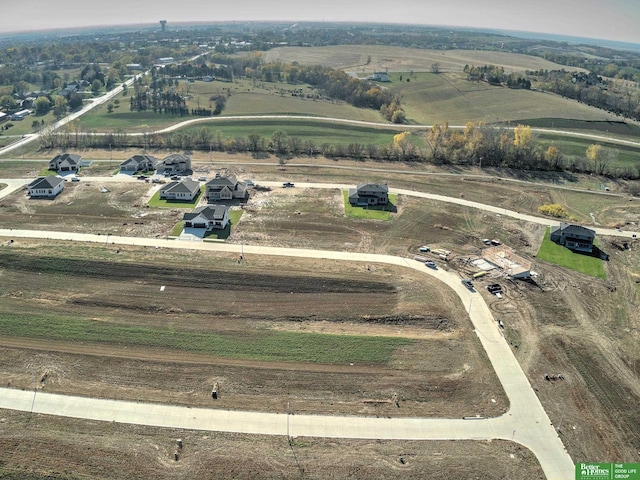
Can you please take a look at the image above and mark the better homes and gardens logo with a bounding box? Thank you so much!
[576,463,640,480]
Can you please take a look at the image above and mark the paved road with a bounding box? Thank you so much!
[0,228,574,479]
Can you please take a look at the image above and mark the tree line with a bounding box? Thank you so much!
[38,122,634,179]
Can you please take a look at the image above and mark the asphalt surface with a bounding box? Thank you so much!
[0,228,574,479]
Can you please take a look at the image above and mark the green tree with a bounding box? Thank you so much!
[271,130,289,157]
[34,97,51,115]
[53,96,68,119]
[0,95,17,111]
[91,79,102,94]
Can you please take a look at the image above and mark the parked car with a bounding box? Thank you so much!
[198,176,207,181]
[137,175,148,180]
[171,175,180,180]
[461,278,474,290]
[419,246,430,252]
[244,180,255,187]
[71,177,80,182]
[282,182,295,188]
[425,261,437,269]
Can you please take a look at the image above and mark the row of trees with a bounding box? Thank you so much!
[38,122,633,179]
[464,64,531,89]
[528,69,640,120]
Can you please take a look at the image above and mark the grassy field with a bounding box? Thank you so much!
[182,117,401,146]
[536,228,606,278]
[0,312,409,364]
[536,132,640,167]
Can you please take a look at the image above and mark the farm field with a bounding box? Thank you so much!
[0,240,506,419]
[262,45,587,75]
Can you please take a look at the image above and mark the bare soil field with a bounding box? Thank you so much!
[0,241,506,419]
[0,410,544,479]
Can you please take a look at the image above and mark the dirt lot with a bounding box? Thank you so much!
[1,153,640,472]
[0,409,544,479]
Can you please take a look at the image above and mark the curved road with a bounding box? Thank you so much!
[0,228,573,478]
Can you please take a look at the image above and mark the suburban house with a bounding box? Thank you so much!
[0,112,7,124]
[348,183,389,206]
[27,176,65,198]
[205,176,248,202]
[48,153,81,173]
[550,223,596,253]
[183,205,230,231]
[159,178,201,201]
[161,154,191,175]
[120,154,158,173]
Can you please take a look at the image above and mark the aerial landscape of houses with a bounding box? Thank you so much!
[0,11,639,480]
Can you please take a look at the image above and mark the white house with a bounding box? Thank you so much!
[27,176,65,198]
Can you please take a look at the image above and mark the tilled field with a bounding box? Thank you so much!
[0,241,507,420]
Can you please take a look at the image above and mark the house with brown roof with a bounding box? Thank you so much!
[27,176,65,198]
[205,176,248,202]
[183,205,230,231]
[159,178,201,201]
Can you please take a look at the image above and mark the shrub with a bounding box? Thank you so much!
[538,203,569,218]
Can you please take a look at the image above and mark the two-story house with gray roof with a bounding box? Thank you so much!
[161,154,191,175]
[205,176,248,202]
[550,223,596,253]
[183,205,230,231]
[348,183,389,206]
[159,178,201,201]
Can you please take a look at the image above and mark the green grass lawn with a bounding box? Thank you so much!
[183,117,401,146]
[0,312,410,364]
[148,185,205,208]
[203,209,243,240]
[536,228,606,279]
[343,191,397,220]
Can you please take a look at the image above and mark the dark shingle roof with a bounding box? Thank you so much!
[28,176,65,189]
[160,178,200,195]
[183,205,229,221]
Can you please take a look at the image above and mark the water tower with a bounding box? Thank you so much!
[160,20,167,32]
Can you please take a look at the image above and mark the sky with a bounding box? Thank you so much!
[2,0,639,45]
